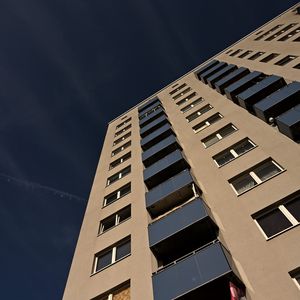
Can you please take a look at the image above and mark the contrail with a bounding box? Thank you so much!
[0,172,86,202]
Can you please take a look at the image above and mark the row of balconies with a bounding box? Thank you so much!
[138,99,245,299]
[196,60,300,142]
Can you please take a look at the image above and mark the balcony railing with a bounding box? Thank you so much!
[206,64,237,88]
[199,62,228,84]
[139,106,165,128]
[140,114,169,138]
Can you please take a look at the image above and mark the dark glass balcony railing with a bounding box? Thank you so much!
[138,97,160,114]
[139,101,161,118]
[199,62,228,84]
[140,114,169,138]
[224,71,266,103]
[206,64,237,88]
[142,135,181,167]
[144,150,189,189]
[141,123,174,151]
[276,104,300,141]
[139,107,165,128]
[214,67,250,94]
[237,75,286,112]
[149,198,218,264]
[146,170,195,217]
[195,60,219,77]
[253,82,300,123]
[152,241,244,300]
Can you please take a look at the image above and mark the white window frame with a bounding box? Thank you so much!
[176,92,197,106]
[115,124,131,137]
[186,104,213,123]
[172,87,192,100]
[193,113,223,133]
[116,118,131,129]
[113,132,131,146]
[106,166,131,186]
[169,83,187,95]
[103,183,131,207]
[111,141,131,157]
[292,272,300,290]
[109,152,131,170]
[180,97,204,113]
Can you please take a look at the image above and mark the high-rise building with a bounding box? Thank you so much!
[63,4,300,300]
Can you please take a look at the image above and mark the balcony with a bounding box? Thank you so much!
[253,82,300,123]
[152,241,244,300]
[140,114,169,138]
[149,198,218,264]
[139,101,161,118]
[199,62,228,84]
[206,64,237,88]
[141,123,174,151]
[195,60,219,77]
[237,75,286,112]
[139,106,165,128]
[138,97,160,114]
[224,71,265,103]
[146,170,195,218]
[144,150,190,189]
[276,104,300,141]
[142,135,181,167]
[214,67,250,94]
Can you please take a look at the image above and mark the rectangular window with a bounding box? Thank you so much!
[169,83,187,95]
[180,98,204,113]
[186,104,213,122]
[248,51,265,60]
[99,205,131,234]
[109,152,131,170]
[113,132,131,146]
[229,159,284,195]
[115,124,131,137]
[229,49,242,57]
[103,183,131,207]
[265,23,297,41]
[116,118,132,129]
[139,104,162,120]
[111,141,131,157]
[202,124,237,147]
[260,53,279,63]
[176,92,197,106]
[278,26,300,41]
[254,24,283,40]
[172,87,192,100]
[293,63,300,69]
[193,113,223,133]
[289,268,300,290]
[275,55,298,66]
[93,236,131,273]
[238,50,253,58]
[213,138,256,167]
[107,166,131,186]
[91,281,130,300]
[253,195,300,239]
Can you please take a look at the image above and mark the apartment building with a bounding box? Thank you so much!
[63,4,300,300]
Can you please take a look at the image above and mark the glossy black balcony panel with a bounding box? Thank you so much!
[237,75,286,112]
[206,64,237,88]
[215,67,250,94]
[149,198,218,263]
[253,82,300,123]
[195,60,219,77]
[139,102,161,118]
[138,97,160,113]
[139,107,165,128]
[224,71,265,103]
[276,104,300,141]
[140,114,169,138]
[142,135,181,167]
[152,241,242,300]
[146,170,195,217]
[199,62,228,84]
[144,150,189,189]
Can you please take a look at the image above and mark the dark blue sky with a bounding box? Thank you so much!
[0,0,297,299]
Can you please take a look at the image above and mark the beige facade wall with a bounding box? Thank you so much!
[63,4,300,300]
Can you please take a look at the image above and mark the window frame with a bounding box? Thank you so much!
[193,113,224,134]
[176,92,197,106]
[274,55,298,66]
[169,83,187,95]
[180,97,204,113]
[116,118,132,129]
[115,124,131,137]
[106,165,131,186]
[260,53,279,63]
[103,183,131,207]
[109,152,131,170]
[111,141,131,157]
[172,87,192,100]
[289,268,300,290]
[113,132,131,146]
[185,104,213,123]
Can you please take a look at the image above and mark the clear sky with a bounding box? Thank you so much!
[0,0,298,299]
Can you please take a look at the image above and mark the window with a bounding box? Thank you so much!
[176,92,197,106]
[186,104,213,122]
[202,124,237,147]
[265,23,297,41]
[116,118,131,129]
[172,87,192,100]
[213,139,256,167]
[113,132,131,146]
[109,152,131,170]
[238,50,253,58]
[181,98,204,113]
[111,141,131,157]
[93,236,131,273]
[275,55,298,66]
[293,63,300,69]
[254,24,283,40]
[139,105,161,120]
[99,205,131,234]
[294,36,300,42]
[193,113,223,133]
[229,49,242,57]
[253,195,300,239]
[225,49,232,54]
[289,268,300,290]
[91,281,130,300]
[229,159,284,195]
[260,53,279,63]
[255,30,264,35]
[278,26,300,41]
[115,124,131,137]
[103,183,131,206]
[169,83,187,95]
[107,166,131,186]
[248,51,265,60]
